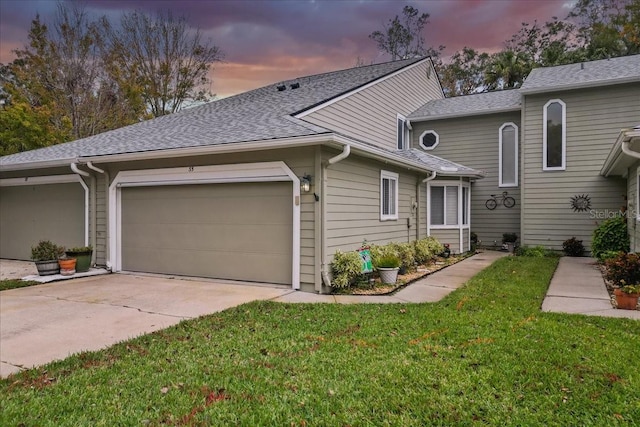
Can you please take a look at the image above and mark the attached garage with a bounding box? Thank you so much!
[0,176,87,260]
[110,162,301,288]
[120,182,292,284]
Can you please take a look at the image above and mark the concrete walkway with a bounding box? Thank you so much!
[273,251,507,304]
[542,257,640,319]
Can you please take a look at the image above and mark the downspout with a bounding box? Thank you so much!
[86,162,107,268]
[320,145,351,290]
[70,163,90,248]
[422,171,437,239]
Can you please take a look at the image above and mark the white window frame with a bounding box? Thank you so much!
[543,99,566,171]
[427,180,470,229]
[380,170,399,221]
[637,166,640,222]
[499,122,519,187]
[396,114,409,150]
[419,130,440,151]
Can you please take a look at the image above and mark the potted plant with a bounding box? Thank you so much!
[58,257,77,276]
[375,254,401,285]
[65,246,93,272]
[502,233,518,253]
[613,283,640,310]
[31,240,64,276]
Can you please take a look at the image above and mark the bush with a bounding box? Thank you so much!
[515,245,558,258]
[388,242,416,272]
[368,244,394,267]
[30,240,64,261]
[502,233,518,243]
[604,252,640,287]
[597,250,624,263]
[414,237,444,265]
[562,237,585,257]
[331,250,363,289]
[591,216,629,259]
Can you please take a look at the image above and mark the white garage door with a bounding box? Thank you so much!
[120,182,293,284]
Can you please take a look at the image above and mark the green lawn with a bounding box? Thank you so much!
[1,257,639,426]
[0,279,40,291]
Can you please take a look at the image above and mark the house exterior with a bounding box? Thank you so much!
[1,54,639,293]
[0,58,482,293]
[409,55,640,253]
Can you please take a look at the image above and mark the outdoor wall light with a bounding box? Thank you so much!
[300,174,312,192]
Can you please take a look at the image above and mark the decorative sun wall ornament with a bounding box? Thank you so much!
[570,194,591,212]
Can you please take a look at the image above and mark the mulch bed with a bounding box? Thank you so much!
[332,251,477,296]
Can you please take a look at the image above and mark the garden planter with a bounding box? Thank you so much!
[65,250,92,272]
[35,260,60,276]
[378,267,399,285]
[58,258,77,276]
[614,289,639,310]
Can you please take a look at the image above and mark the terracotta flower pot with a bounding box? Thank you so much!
[58,258,77,276]
[614,288,639,310]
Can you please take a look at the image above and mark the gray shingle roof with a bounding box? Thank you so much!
[408,89,521,121]
[520,54,640,93]
[394,148,482,176]
[1,58,424,167]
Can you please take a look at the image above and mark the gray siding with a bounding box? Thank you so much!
[411,112,522,248]
[522,84,640,251]
[96,147,317,289]
[95,173,107,265]
[429,229,460,253]
[302,60,443,150]
[325,151,420,256]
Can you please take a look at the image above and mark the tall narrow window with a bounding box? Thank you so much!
[397,114,408,150]
[380,170,399,220]
[430,186,445,225]
[543,99,566,170]
[462,186,469,225]
[499,123,518,187]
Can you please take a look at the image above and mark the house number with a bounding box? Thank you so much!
[188,166,195,172]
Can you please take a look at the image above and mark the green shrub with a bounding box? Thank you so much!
[591,216,629,259]
[502,233,518,243]
[414,237,444,264]
[604,252,640,287]
[331,250,363,289]
[597,250,624,263]
[388,242,416,272]
[562,237,585,257]
[515,245,558,258]
[31,240,64,261]
[368,244,394,267]
[375,254,401,269]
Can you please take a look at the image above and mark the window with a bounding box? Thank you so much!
[499,123,518,187]
[637,167,640,221]
[419,130,439,150]
[397,114,409,150]
[380,170,399,220]
[543,99,566,170]
[429,183,469,227]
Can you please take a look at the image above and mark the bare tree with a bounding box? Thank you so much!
[369,5,443,60]
[99,11,223,117]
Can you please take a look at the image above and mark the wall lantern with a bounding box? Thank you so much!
[300,174,312,192]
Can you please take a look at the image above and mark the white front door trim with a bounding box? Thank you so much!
[108,162,301,289]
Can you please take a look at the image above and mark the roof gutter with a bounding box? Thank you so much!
[601,128,640,176]
[0,157,78,173]
[409,106,521,123]
[520,76,640,95]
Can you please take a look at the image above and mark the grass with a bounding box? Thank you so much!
[1,257,639,426]
[0,279,40,291]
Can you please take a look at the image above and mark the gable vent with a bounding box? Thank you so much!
[290,82,300,89]
[277,84,286,92]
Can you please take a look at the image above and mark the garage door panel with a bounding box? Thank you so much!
[0,184,84,260]
[121,182,292,284]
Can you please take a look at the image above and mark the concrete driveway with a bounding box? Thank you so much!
[0,274,291,377]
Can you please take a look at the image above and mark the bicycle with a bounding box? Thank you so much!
[485,191,516,210]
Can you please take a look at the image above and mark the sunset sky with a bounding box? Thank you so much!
[0,0,572,98]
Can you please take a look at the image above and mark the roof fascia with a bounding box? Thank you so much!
[0,158,78,173]
[600,128,640,176]
[294,57,432,119]
[410,106,521,122]
[520,76,640,95]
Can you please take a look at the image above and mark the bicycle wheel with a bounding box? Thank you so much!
[485,198,497,210]
[503,196,516,208]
